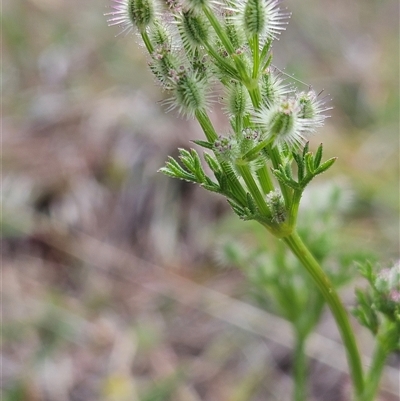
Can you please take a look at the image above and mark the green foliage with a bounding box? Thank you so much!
[219,184,368,338]
[273,143,337,192]
[353,261,400,352]
[159,148,221,193]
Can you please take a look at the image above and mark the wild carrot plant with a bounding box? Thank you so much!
[105,1,400,399]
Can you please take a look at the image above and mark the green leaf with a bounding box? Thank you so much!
[161,156,197,181]
[204,153,221,174]
[302,142,310,157]
[246,192,258,214]
[314,143,323,169]
[159,166,195,181]
[284,162,293,180]
[178,148,192,159]
[202,182,221,193]
[190,149,207,182]
[165,160,188,176]
[191,139,214,150]
[304,152,314,175]
[158,167,179,178]
[314,157,337,175]
[356,261,375,284]
[216,172,229,193]
[178,148,195,172]
[353,289,379,334]
[292,152,304,182]
[272,168,300,190]
[227,199,247,219]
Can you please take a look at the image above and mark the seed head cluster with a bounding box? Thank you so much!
[106,0,329,145]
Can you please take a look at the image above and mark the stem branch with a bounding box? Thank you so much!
[283,232,364,399]
[293,334,308,401]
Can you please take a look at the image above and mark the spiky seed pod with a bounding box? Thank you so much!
[190,53,210,80]
[164,67,211,117]
[236,0,290,42]
[106,0,157,34]
[266,190,286,223]
[243,0,266,36]
[254,98,311,149]
[149,46,181,88]
[149,20,172,48]
[224,15,247,51]
[261,68,292,108]
[183,0,210,12]
[177,10,210,51]
[225,82,251,117]
[297,90,331,130]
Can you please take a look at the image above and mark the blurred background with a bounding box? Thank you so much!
[2,0,399,400]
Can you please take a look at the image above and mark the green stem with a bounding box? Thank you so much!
[140,31,154,54]
[195,110,218,142]
[256,165,274,195]
[242,137,273,161]
[203,41,238,79]
[288,190,303,228]
[362,340,388,401]
[293,334,308,401]
[235,115,243,133]
[251,35,259,79]
[268,145,292,207]
[203,6,235,54]
[202,6,249,82]
[247,86,262,109]
[237,162,271,217]
[282,232,364,399]
[195,110,247,205]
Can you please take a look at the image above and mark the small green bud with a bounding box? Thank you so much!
[213,135,240,162]
[239,128,261,156]
[106,0,157,34]
[266,190,286,223]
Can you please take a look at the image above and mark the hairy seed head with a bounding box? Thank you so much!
[254,98,311,149]
[226,82,251,117]
[297,90,331,131]
[236,0,290,43]
[177,10,210,51]
[163,67,211,117]
[106,0,157,34]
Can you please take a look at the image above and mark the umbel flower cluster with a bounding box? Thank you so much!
[106,0,333,237]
